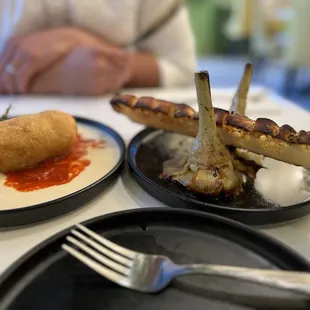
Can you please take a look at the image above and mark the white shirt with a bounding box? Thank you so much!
[0,0,196,87]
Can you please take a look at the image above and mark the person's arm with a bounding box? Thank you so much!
[21,1,196,94]
[29,44,131,95]
[0,26,129,94]
[26,28,131,95]
[129,0,196,88]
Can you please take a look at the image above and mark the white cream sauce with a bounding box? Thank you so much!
[0,124,121,210]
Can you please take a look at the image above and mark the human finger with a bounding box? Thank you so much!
[1,51,24,94]
[98,59,127,92]
[14,52,43,93]
[14,49,66,94]
[0,37,19,72]
[0,38,19,93]
[105,49,130,69]
[93,46,130,69]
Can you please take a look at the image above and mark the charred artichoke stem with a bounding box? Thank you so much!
[162,71,243,197]
[230,63,253,116]
[229,63,264,169]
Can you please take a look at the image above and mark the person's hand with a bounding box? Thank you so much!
[0,29,78,94]
[29,45,132,95]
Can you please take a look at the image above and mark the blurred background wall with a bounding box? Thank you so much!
[186,0,291,56]
[185,0,310,110]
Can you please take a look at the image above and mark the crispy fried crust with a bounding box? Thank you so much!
[111,94,310,169]
[0,111,77,173]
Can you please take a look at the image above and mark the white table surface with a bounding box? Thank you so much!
[0,87,310,276]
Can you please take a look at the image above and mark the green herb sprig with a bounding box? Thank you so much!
[0,104,12,121]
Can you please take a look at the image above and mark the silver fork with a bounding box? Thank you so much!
[62,224,310,295]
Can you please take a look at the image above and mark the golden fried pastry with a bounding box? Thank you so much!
[0,110,77,172]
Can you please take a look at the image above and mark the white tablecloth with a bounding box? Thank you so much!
[0,87,310,276]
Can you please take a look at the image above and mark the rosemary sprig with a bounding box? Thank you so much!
[0,104,12,121]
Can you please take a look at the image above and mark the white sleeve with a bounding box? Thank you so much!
[136,0,196,88]
[0,0,47,53]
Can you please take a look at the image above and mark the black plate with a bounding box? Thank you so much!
[0,117,125,228]
[128,128,310,225]
[0,208,310,310]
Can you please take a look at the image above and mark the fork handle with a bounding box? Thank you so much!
[174,264,310,296]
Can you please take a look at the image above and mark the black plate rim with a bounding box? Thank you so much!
[127,128,310,220]
[0,207,310,302]
[0,116,125,227]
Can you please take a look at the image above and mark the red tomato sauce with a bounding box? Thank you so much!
[4,134,105,192]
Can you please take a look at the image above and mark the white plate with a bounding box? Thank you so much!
[0,118,125,227]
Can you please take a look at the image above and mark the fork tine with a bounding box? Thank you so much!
[76,224,136,258]
[62,244,128,286]
[71,230,131,266]
[66,236,129,275]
